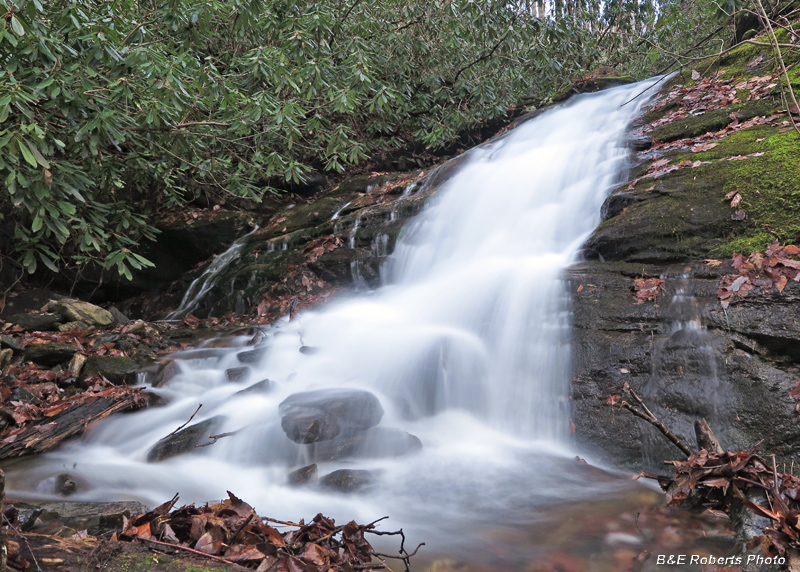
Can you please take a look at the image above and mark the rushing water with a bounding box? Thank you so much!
[8,79,685,562]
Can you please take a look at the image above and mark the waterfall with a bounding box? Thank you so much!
[7,79,662,543]
[165,227,258,320]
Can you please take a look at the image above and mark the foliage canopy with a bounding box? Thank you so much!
[0,0,743,280]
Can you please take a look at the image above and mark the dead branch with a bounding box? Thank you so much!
[164,404,202,440]
[195,431,238,448]
[617,383,693,457]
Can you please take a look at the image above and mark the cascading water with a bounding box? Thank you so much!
[7,79,667,558]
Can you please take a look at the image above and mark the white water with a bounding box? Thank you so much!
[165,227,258,320]
[8,80,662,549]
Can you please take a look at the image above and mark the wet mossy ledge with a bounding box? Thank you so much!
[571,26,800,471]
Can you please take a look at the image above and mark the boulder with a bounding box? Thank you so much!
[6,313,59,332]
[81,356,138,385]
[109,307,131,325]
[52,298,113,328]
[305,428,422,462]
[0,334,25,353]
[237,347,267,364]
[279,389,384,444]
[146,416,224,462]
[24,342,78,366]
[319,469,374,493]
[151,360,179,387]
[288,464,318,486]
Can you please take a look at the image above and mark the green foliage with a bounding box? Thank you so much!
[0,0,727,280]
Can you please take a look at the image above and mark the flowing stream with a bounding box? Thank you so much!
[8,79,719,566]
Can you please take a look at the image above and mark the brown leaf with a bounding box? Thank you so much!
[195,527,224,555]
[606,394,621,406]
[724,189,739,201]
[731,209,747,221]
[730,193,742,208]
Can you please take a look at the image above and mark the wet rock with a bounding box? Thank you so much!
[56,473,78,496]
[82,356,138,385]
[319,469,374,493]
[288,464,318,486]
[146,416,224,462]
[142,391,169,408]
[298,346,319,355]
[24,342,78,366]
[235,379,273,395]
[6,313,59,332]
[306,427,422,462]
[52,298,114,328]
[279,389,384,444]
[16,500,147,537]
[237,347,267,364]
[170,348,228,361]
[0,348,12,368]
[0,334,25,353]
[151,360,178,387]
[225,366,251,382]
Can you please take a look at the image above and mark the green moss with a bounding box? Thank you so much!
[83,552,230,572]
[650,98,778,142]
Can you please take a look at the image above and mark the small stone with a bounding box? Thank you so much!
[10,387,41,405]
[82,356,138,385]
[288,464,318,487]
[7,313,59,332]
[24,342,78,366]
[0,348,12,368]
[235,379,273,395]
[225,367,250,382]
[299,346,319,355]
[52,298,114,328]
[319,469,374,493]
[56,473,78,496]
[67,353,87,378]
[0,334,25,353]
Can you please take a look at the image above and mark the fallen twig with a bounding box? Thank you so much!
[164,404,202,440]
[138,536,249,570]
[616,382,693,457]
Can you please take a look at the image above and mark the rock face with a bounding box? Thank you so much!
[570,51,800,471]
[279,389,384,444]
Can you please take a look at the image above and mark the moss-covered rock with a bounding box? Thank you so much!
[82,356,138,385]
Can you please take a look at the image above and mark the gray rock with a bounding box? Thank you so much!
[0,334,25,352]
[235,379,273,395]
[288,464,318,486]
[16,500,147,537]
[58,321,89,332]
[109,306,131,325]
[82,355,138,385]
[24,342,78,366]
[237,347,267,364]
[52,298,114,328]
[319,469,374,493]
[146,416,224,462]
[225,366,251,382]
[279,389,384,444]
[7,313,59,332]
[9,387,41,405]
[305,427,422,462]
[151,360,178,387]
[0,407,15,430]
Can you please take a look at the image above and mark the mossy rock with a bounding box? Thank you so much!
[82,355,138,385]
[650,98,778,142]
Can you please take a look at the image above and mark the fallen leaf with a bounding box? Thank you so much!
[691,69,701,80]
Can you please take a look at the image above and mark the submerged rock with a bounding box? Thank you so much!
[225,366,251,382]
[279,389,384,444]
[146,416,223,462]
[56,473,78,496]
[319,469,374,493]
[235,379,273,395]
[305,427,422,462]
